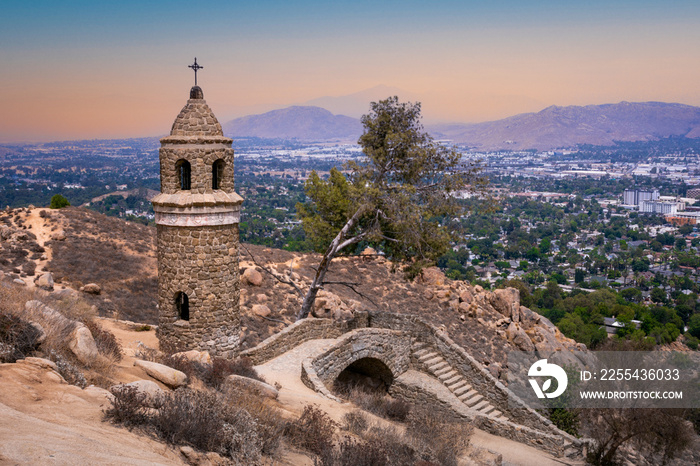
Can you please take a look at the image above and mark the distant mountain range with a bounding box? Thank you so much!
[222,106,362,142]
[223,101,700,150]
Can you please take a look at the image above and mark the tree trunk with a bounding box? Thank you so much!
[297,208,365,320]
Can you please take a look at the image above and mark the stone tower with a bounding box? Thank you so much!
[152,84,243,357]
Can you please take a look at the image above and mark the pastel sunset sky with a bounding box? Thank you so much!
[1,0,699,142]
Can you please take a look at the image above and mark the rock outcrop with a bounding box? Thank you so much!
[133,360,187,388]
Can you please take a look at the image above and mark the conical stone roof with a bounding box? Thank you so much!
[168,86,224,137]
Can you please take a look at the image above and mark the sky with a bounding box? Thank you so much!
[1,0,700,143]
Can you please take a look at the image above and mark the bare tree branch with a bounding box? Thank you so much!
[323,280,379,307]
[240,243,304,297]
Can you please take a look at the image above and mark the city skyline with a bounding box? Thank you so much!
[1,0,699,143]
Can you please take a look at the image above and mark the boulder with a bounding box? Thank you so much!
[487,362,502,379]
[29,322,46,344]
[459,289,473,303]
[242,267,263,286]
[490,288,520,319]
[251,304,271,318]
[172,350,212,366]
[420,267,446,286]
[519,306,540,329]
[332,308,354,322]
[13,278,26,286]
[531,326,563,357]
[360,247,377,256]
[50,231,66,241]
[224,374,279,399]
[507,322,535,352]
[435,289,451,300]
[51,288,79,300]
[81,283,101,295]
[134,359,187,388]
[112,380,165,405]
[68,324,99,364]
[34,272,54,291]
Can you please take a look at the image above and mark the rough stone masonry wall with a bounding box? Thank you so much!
[241,312,369,365]
[156,223,240,357]
[367,311,564,437]
[306,328,411,386]
[389,375,570,457]
[159,144,234,195]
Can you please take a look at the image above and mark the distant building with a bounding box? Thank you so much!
[623,188,659,206]
[686,188,700,199]
[640,200,684,215]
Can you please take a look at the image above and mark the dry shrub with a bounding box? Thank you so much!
[104,384,148,426]
[224,385,286,456]
[285,405,337,457]
[84,319,123,362]
[319,437,390,466]
[105,386,268,464]
[44,294,97,324]
[206,356,265,388]
[48,350,88,388]
[318,425,423,466]
[343,410,369,435]
[341,385,411,422]
[21,261,36,276]
[406,408,472,466]
[0,309,42,362]
[134,343,161,362]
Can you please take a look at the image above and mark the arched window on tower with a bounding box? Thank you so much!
[176,159,191,191]
[175,292,189,321]
[212,159,225,190]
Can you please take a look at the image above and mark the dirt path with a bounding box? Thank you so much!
[14,208,64,290]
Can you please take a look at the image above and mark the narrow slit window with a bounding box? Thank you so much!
[175,292,189,321]
[176,160,191,190]
[212,159,225,190]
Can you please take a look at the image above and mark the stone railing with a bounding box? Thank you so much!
[301,328,411,386]
[240,313,368,365]
[366,311,574,440]
[389,375,572,457]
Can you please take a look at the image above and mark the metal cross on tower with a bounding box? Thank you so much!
[188,58,203,86]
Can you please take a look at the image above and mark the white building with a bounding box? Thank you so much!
[623,189,659,206]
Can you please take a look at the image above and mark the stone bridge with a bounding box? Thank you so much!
[241,311,585,459]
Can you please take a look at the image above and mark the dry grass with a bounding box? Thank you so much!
[46,207,157,324]
[0,279,123,387]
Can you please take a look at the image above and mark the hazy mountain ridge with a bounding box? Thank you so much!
[223,106,362,142]
[429,101,700,150]
[223,101,700,150]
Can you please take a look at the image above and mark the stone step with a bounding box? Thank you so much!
[471,400,490,412]
[443,374,462,386]
[412,341,427,350]
[461,393,483,407]
[413,348,431,359]
[452,384,473,397]
[458,389,478,400]
[433,365,454,377]
[497,415,509,422]
[490,410,502,418]
[420,354,441,365]
[479,404,496,416]
[438,370,458,382]
[428,361,449,373]
[447,379,468,391]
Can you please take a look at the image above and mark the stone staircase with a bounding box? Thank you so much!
[412,341,509,422]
